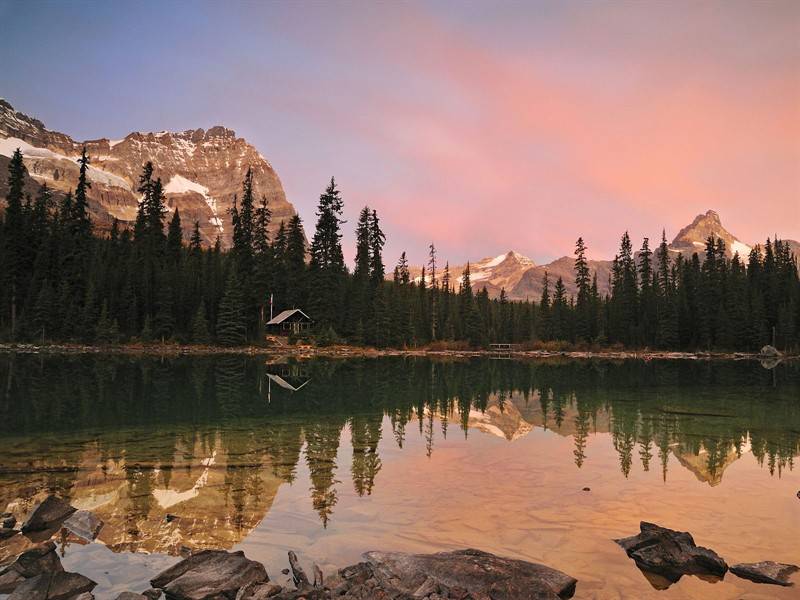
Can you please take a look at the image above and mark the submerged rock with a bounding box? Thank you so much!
[730,561,799,587]
[0,541,63,593]
[7,570,96,600]
[327,548,577,599]
[21,495,77,535]
[615,522,727,584]
[61,510,104,542]
[150,549,269,599]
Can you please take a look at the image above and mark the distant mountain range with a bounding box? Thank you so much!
[411,210,799,299]
[0,98,300,246]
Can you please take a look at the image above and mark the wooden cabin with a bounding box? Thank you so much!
[267,309,313,335]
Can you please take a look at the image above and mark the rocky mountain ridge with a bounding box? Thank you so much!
[0,98,299,246]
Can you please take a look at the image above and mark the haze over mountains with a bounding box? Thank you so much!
[1,98,797,301]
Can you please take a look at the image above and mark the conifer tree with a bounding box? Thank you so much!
[216,269,247,346]
[538,271,551,341]
[309,178,346,329]
[167,208,183,261]
[3,149,27,337]
[191,301,211,344]
[369,210,385,287]
[285,214,307,309]
[574,237,591,342]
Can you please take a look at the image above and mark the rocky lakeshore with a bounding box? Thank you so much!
[0,495,579,599]
[0,341,792,363]
[1,496,798,599]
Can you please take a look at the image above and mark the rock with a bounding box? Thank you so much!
[2,516,16,529]
[288,551,310,588]
[760,345,780,357]
[114,593,149,600]
[7,570,96,600]
[141,588,162,599]
[21,495,76,534]
[61,510,104,542]
[150,549,269,599]
[581,487,590,492]
[327,548,577,600]
[615,522,727,584]
[0,528,17,540]
[0,541,63,593]
[165,514,180,523]
[730,561,799,587]
[236,581,284,599]
[0,531,34,566]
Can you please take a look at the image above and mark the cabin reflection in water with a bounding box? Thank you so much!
[0,355,798,556]
[265,363,311,400]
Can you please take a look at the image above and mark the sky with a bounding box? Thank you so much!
[1,0,798,265]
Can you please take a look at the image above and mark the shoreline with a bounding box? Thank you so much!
[0,341,795,362]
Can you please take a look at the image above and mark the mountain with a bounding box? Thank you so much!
[422,210,796,300]
[669,209,752,259]
[411,250,536,297]
[0,98,299,245]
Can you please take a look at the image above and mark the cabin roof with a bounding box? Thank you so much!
[267,308,312,325]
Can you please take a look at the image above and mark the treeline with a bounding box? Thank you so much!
[1,148,798,350]
[540,232,800,351]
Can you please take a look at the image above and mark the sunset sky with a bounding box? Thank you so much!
[2,0,798,265]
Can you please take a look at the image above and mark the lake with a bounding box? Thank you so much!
[0,354,798,599]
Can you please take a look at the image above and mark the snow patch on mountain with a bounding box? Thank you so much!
[483,253,509,268]
[0,135,132,190]
[731,240,751,257]
[164,174,224,233]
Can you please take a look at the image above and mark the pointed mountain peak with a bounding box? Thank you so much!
[670,210,751,257]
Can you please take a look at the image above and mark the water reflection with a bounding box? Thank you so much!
[0,355,798,557]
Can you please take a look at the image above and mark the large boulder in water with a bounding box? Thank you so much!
[20,496,76,535]
[0,541,63,593]
[615,522,727,584]
[327,548,577,599]
[7,570,96,600]
[730,561,798,586]
[150,549,268,599]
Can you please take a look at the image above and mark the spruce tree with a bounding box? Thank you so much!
[191,301,211,344]
[574,237,591,342]
[285,214,307,309]
[216,269,247,346]
[3,149,27,337]
[369,210,385,286]
[309,178,346,329]
[167,208,183,261]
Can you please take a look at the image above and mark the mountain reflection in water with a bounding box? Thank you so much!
[0,355,798,597]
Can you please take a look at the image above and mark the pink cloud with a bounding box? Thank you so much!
[265,3,800,265]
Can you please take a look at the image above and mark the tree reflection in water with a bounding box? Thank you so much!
[0,355,798,551]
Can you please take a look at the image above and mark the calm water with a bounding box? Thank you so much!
[0,354,798,599]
